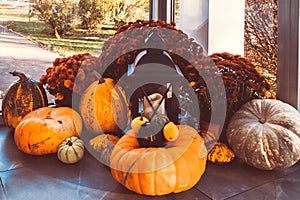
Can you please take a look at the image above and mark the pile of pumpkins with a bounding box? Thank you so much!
[3,71,300,196]
[2,71,85,164]
[2,71,129,165]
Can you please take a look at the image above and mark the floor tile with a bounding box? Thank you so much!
[100,187,211,200]
[0,177,6,200]
[0,127,23,172]
[227,169,300,200]
[0,168,112,200]
[196,158,300,200]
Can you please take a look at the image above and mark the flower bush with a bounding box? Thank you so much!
[40,52,98,106]
[96,20,273,130]
[40,20,273,141]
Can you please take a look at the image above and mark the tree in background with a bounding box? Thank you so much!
[32,0,79,39]
[78,0,102,30]
[77,0,149,30]
[244,0,278,95]
[102,0,149,27]
[32,0,149,37]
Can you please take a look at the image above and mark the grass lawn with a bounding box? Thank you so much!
[0,5,115,57]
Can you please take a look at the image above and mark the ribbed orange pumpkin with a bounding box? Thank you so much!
[80,78,130,135]
[2,71,48,128]
[110,125,207,196]
[14,107,82,155]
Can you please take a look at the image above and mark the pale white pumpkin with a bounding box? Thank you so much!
[57,136,85,164]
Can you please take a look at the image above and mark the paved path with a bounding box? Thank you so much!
[0,25,60,104]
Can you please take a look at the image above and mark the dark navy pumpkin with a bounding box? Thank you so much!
[2,71,48,128]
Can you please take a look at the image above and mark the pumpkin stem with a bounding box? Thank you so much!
[259,117,266,124]
[66,140,73,146]
[92,70,105,84]
[46,111,52,119]
[140,111,144,121]
[10,71,29,82]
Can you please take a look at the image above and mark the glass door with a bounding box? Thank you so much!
[176,0,281,99]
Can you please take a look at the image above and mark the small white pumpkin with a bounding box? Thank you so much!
[57,136,84,164]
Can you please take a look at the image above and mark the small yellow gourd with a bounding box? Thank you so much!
[89,134,119,166]
[163,121,179,142]
[207,142,235,164]
[131,113,149,130]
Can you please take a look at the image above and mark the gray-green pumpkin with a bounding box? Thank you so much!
[226,99,300,170]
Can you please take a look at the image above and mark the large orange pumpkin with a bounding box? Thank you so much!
[14,107,82,155]
[80,78,130,135]
[110,125,207,196]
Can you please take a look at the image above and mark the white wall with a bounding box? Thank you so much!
[208,0,245,56]
[179,0,245,56]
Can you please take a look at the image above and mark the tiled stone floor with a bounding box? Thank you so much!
[1,126,300,200]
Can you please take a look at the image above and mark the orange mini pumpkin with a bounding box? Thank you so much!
[14,107,82,155]
[80,78,130,135]
[110,125,207,196]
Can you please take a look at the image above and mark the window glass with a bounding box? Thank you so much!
[176,0,209,53]
[244,0,278,96]
[175,0,278,96]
